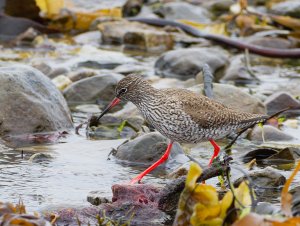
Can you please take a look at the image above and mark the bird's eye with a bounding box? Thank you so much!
[120,88,127,94]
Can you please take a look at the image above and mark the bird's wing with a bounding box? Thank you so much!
[164,88,267,129]
[164,88,231,128]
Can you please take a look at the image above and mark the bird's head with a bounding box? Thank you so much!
[96,74,148,123]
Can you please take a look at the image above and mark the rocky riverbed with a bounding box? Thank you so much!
[0,0,300,225]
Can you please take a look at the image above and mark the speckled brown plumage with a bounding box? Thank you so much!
[115,74,268,143]
[98,74,268,183]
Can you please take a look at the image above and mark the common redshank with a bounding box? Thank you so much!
[96,75,268,184]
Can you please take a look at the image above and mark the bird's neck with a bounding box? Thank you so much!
[132,86,163,108]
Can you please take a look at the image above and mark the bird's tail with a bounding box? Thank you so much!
[225,106,298,150]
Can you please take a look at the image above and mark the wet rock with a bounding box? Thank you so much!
[32,62,69,79]
[44,206,100,225]
[0,13,56,41]
[262,147,297,166]
[87,191,110,206]
[123,28,173,53]
[243,147,299,167]
[155,47,228,80]
[222,54,257,82]
[234,167,286,187]
[270,0,300,18]
[188,83,266,114]
[88,160,228,225]
[0,65,73,145]
[242,148,278,164]
[247,37,295,49]
[29,153,53,163]
[122,0,143,17]
[167,163,189,179]
[66,68,97,82]
[63,73,124,105]
[4,0,41,21]
[115,132,188,171]
[249,125,294,142]
[88,114,144,140]
[99,184,170,226]
[203,0,234,16]
[61,45,136,70]
[113,63,151,75]
[264,92,300,117]
[157,2,212,23]
[88,125,121,140]
[98,20,173,53]
[51,75,72,91]
[255,202,279,215]
[73,31,101,46]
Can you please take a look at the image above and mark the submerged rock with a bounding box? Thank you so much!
[264,92,300,117]
[157,2,212,23]
[249,125,294,142]
[155,47,228,80]
[188,83,266,114]
[87,191,110,206]
[63,73,124,105]
[88,114,144,140]
[115,132,188,172]
[0,65,73,146]
[29,153,53,163]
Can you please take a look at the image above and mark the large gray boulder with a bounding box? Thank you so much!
[0,65,73,142]
[155,47,228,80]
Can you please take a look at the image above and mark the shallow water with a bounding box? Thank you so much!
[1,119,299,212]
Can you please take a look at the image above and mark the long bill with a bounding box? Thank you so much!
[96,97,121,122]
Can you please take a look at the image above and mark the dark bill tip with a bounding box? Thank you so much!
[96,97,121,123]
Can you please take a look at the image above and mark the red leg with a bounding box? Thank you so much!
[208,139,220,165]
[130,141,174,184]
